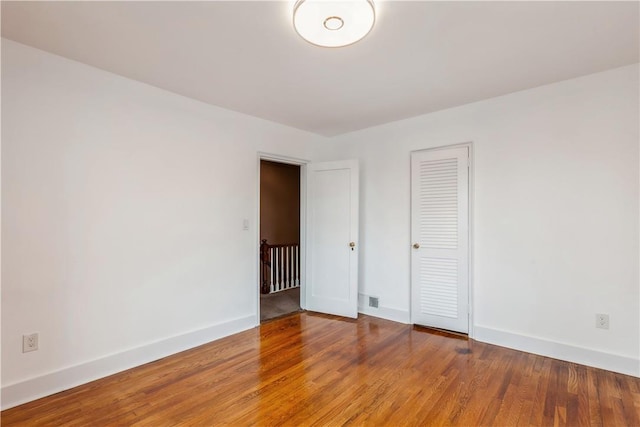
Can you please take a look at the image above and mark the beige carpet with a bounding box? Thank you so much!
[260,287,301,322]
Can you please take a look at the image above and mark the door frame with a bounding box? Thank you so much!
[409,142,475,338]
[256,152,309,325]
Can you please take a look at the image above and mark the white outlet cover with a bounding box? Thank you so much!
[595,314,610,329]
[23,333,39,353]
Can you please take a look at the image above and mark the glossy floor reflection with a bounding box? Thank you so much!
[2,313,639,426]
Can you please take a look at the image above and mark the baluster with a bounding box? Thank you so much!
[285,247,288,290]
[270,247,275,293]
[273,247,277,292]
[290,245,294,289]
[275,247,279,292]
[275,247,280,292]
[292,245,296,287]
[285,245,290,289]
[272,247,276,293]
[283,246,287,290]
[276,247,280,293]
[282,246,286,290]
[288,245,293,289]
[292,245,296,289]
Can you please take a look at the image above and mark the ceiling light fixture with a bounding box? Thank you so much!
[293,0,375,48]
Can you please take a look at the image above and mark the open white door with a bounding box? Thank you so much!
[306,160,359,318]
[411,147,469,333]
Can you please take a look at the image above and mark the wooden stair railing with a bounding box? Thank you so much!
[260,239,300,294]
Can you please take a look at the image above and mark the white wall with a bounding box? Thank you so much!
[314,64,640,376]
[1,39,322,408]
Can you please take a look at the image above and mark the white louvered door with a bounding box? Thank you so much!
[411,147,469,333]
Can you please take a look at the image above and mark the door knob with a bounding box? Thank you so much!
[413,243,420,249]
[349,242,356,248]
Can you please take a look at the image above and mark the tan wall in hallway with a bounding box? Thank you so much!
[260,160,300,244]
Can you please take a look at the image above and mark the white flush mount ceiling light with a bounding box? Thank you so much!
[293,0,375,48]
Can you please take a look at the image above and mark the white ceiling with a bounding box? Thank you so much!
[2,1,638,136]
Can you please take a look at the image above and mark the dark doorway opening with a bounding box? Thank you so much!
[259,160,302,322]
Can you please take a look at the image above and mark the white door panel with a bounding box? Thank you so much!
[306,160,359,318]
[411,147,469,333]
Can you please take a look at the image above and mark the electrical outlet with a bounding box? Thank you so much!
[23,333,38,353]
[595,314,609,330]
[369,296,379,308]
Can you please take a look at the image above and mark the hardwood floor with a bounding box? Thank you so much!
[2,313,639,426]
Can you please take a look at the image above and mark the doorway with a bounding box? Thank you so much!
[259,159,302,322]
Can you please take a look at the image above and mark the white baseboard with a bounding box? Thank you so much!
[1,315,256,410]
[474,325,639,377]
[358,304,410,324]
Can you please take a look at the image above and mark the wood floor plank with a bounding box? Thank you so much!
[2,312,639,426]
